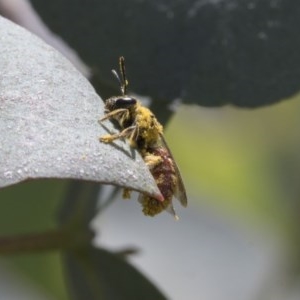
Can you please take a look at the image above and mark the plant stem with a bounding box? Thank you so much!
[0,227,93,255]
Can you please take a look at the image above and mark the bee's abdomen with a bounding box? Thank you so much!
[151,147,176,200]
[139,147,176,216]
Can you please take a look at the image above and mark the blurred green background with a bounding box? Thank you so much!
[168,95,300,234]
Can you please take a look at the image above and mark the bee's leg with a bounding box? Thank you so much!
[98,108,128,123]
[100,125,136,143]
[143,153,163,169]
[128,125,139,147]
[122,188,132,199]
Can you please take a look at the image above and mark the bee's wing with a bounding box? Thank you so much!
[159,134,188,207]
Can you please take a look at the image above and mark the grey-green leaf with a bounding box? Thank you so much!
[0,16,161,199]
[63,246,167,300]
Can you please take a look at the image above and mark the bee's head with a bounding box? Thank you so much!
[104,96,137,112]
[104,57,138,113]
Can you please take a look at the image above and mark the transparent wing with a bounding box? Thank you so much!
[159,133,188,207]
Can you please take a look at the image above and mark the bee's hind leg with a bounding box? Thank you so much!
[143,153,163,169]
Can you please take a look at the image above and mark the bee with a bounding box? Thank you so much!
[98,56,187,219]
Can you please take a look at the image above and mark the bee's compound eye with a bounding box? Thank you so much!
[104,98,117,111]
[115,97,137,108]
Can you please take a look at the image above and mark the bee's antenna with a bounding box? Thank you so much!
[119,56,128,95]
[110,56,129,96]
[111,69,122,91]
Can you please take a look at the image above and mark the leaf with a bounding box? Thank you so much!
[63,246,167,300]
[29,0,299,108]
[0,16,161,199]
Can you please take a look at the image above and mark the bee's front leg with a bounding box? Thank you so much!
[98,108,128,123]
[100,125,136,143]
